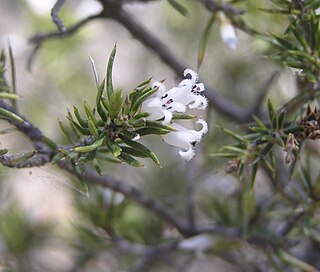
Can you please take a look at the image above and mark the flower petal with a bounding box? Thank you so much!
[220,23,238,50]
[183,69,199,84]
[161,120,208,160]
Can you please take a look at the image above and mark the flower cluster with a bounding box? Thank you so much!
[141,69,208,161]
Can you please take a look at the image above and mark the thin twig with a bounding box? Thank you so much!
[51,0,67,32]
[185,160,196,229]
[59,160,195,236]
[0,101,53,167]
[28,13,102,69]
[200,0,245,15]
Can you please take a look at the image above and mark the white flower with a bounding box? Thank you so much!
[103,189,125,206]
[178,234,213,252]
[141,69,207,124]
[218,12,238,50]
[161,119,208,161]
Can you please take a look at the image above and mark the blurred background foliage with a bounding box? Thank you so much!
[0,0,319,271]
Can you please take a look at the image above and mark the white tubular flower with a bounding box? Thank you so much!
[161,119,208,161]
[141,69,207,124]
[178,234,213,252]
[218,12,238,50]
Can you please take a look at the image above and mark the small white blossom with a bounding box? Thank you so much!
[141,69,208,160]
[178,234,213,252]
[141,69,207,125]
[218,12,238,50]
[161,119,208,161]
[103,189,125,206]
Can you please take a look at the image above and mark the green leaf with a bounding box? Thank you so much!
[119,146,150,158]
[41,136,58,150]
[106,45,116,100]
[223,128,245,142]
[167,0,188,16]
[0,93,20,100]
[83,101,97,125]
[135,127,171,136]
[290,24,309,51]
[271,33,296,50]
[0,148,8,156]
[89,54,99,87]
[108,89,123,119]
[209,152,238,158]
[73,106,88,128]
[67,112,81,139]
[278,110,286,129]
[119,134,161,166]
[260,142,274,156]
[78,150,97,163]
[105,136,122,157]
[118,152,144,167]
[249,126,270,134]
[88,118,99,136]
[96,153,122,163]
[198,14,215,69]
[252,115,268,130]
[0,107,24,123]
[130,86,158,113]
[51,152,66,164]
[96,80,108,121]
[222,146,247,155]
[135,77,152,89]
[282,126,302,135]
[267,99,276,121]
[73,137,105,153]
[66,116,91,135]
[92,158,103,175]
[250,163,258,189]
[8,44,17,109]
[172,113,196,120]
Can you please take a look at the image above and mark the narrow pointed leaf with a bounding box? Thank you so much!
[118,152,144,167]
[119,134,161,166]
[167,0,188,16]
[83,101,97,125]
[0,108,23,123]
[88,118,99,136]
[89,54,99,87]
[198,14,215,69]
[8,44,17,109]
[267,99,276,121]
[73,137,105,153]
[73,106,88,128]
[105,136,122,157]
[106,45,116,99]
[0,93,20,100]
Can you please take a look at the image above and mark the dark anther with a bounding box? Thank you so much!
[167,106,172,110]
[161,93,168,99]
[185,73,192,80]
[167,99,173,104]
[191,141,196,146]
[162,104,166,108]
